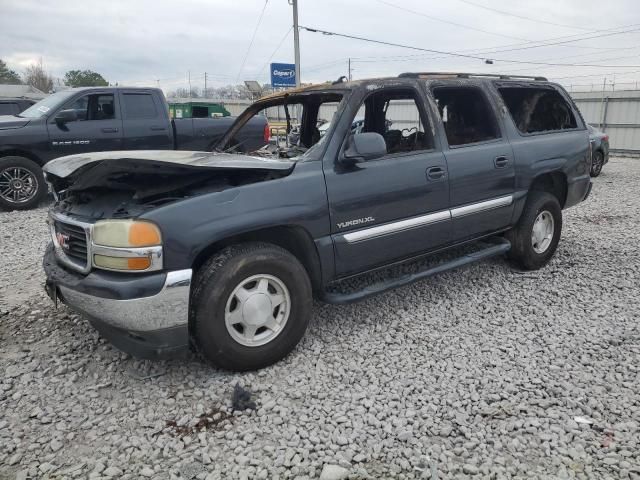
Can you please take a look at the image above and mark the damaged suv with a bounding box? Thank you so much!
[43,73,592,371]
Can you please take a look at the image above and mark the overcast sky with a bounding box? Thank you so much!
[1,0,639,93]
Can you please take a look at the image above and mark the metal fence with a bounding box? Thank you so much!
[571,90,640,154]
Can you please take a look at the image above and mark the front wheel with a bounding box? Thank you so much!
[0,156,47,211]
[506,191,562,270]
[590,150,604,177]
[191,243,312,371]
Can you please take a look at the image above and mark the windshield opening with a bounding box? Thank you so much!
[220,92,345,161]
[18,90,77,119]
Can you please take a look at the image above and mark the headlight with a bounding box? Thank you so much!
[93,220,162,247]
[92,220,163,272]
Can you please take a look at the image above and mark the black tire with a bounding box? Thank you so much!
[506,191,562,271]
[0,156,46,211]
[590,150,604,177]
[191,242,312,371]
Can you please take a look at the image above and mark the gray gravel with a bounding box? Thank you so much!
[1,157,640,479]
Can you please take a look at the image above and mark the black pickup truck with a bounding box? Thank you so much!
[43,73,592,371]
[0,87,268,210]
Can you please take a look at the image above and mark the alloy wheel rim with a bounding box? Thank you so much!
[224,274,291,347]
[531,210,555,254]
[0,167,38,204]
[592,153,603,174]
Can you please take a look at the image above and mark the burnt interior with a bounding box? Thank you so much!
[221,92,344,159]
[498,86,577,134]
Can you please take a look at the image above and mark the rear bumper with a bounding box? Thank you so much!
[44,244,191,359]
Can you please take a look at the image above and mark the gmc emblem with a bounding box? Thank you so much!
[56,232,70,250]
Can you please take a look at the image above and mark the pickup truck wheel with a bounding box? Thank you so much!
[192,242,312,371]
[506,191,562,270]
[590,150,604,177]
[0,156,46,211]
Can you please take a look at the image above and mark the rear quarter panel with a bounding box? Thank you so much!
[490,82,591,219]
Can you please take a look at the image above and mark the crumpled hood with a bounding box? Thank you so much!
[0,115,30,130]
[43,150,295,178]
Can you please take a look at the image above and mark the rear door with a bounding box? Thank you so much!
[429,83,515,242]
[325,85,451,276]
[119,90,173,150]
[47,90,124,157]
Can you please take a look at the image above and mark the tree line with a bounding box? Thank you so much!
[0,58,109,92]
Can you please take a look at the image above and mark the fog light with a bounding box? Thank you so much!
[93,254,151,271]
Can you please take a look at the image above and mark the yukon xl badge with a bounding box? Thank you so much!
[337,217,375,229]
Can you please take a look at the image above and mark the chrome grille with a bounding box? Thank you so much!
[54,221,88,264]
[49,213,92,273]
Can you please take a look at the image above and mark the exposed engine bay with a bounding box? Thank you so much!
[44,151,295,219]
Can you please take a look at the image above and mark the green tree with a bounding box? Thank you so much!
[0,59,22,84]
[64,70,109,87]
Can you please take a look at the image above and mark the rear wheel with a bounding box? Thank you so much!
[0,156,46,211]
[191,242,312,371]
[590,150,604,177]
[506,191,562,270]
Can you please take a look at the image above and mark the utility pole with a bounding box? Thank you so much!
[348,58,352,81]
[204,72,208,97]
[188,70,192,98]
[291,0,301,88]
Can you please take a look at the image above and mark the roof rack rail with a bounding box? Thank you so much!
[398,72,548,81]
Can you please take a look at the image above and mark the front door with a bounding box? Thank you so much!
[47,90,123,157]
[430,84,515,242]
[325,86,451,276]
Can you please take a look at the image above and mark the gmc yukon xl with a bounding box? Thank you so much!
[43,73,592,371]
[0,87,268,210]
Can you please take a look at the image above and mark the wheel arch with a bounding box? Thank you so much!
[529,171,568,208]
[191,225,324,294]
[0,148,44,166]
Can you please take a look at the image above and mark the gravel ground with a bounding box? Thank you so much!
[1,157,639,480]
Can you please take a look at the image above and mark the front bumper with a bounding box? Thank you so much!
[44,244,191,358]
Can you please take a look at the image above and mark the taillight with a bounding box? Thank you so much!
[263,123,270,143]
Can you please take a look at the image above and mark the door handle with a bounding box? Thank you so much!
[150,126,167,131]
[101,127,119,133]
[426,166,447,181]
[494,156,509,168]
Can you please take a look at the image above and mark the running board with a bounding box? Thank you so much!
[321,237,511,305]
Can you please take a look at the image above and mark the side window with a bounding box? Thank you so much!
[0,103,19,115]
[356,89,434,155]
[432,87,499,146]
[59,94,115,121]
[498,87,577,134]
[122,93,158,119]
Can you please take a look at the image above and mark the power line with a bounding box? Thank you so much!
[257,27,293,79]
[300,25,640,68]
[236,0,270,82]
[373,0,529,42]
[455,0,598,31]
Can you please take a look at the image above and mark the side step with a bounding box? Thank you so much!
[321,237,511,305]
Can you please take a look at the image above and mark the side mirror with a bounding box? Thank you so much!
[342,132,387,163]
[55,109,78,124]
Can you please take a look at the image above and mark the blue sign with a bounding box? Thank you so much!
[270,63,296,88]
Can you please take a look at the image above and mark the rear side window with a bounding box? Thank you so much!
[498,87,577,134]
[432,87,499,146]
[0,103,19,115]
[122,93,157,119]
